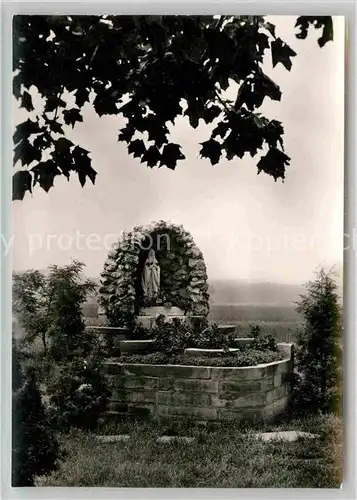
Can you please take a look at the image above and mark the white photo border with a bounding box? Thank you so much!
[1,1,355,499]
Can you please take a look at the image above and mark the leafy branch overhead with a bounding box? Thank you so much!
[12,15,333,200]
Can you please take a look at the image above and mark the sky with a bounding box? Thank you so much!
[12,16,345,284]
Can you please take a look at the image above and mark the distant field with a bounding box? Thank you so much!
[208,303,302,343]
[209,303,300,323]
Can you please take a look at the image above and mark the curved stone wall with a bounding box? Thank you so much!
[103,343,294,422]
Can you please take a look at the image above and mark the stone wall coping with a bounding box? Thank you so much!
[184,343,293,361]
[85,326,129,332]
[120,339,154,345]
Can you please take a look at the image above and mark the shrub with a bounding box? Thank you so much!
[294,268,341,414]
[148,317,279,356]
[13,260,96,355]
[46,329,110,431]
[187,323,235,351]
[248,324,278,352]
[151,316,191,355]
[12,346,61,486]
[13,261,110,432]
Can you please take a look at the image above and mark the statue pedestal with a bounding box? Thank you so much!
[136,306,186,329]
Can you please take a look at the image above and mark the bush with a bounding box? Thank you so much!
[294,268,341,414]
[148,317,279,356]
[151,316,192,355]
[249,324,278,352]
[13,261,110,432]
[187,323,235,351]
[46,330,110,431]
[12,347,61,486]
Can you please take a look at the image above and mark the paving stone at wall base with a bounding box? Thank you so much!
[96,435,131,443]
[157,436,195,444]
[253,431,319,442]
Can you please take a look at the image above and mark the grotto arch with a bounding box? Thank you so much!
[99,221,209,327]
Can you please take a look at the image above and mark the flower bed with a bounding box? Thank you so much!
[118,348,283,367]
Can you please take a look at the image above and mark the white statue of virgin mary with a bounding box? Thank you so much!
[141,248,160,299]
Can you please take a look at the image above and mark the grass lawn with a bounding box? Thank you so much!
[36,412,342,488]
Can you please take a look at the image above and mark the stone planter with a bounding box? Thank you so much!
[103,343,294,423]
[119,339,155,355]
[217,325,236,335]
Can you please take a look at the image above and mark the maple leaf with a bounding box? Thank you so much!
[212,122,229,139]
[48,120,64,135]
[21,90,34,111]
[32,160,61,192]
[75,88,90,107]
[140,145,161,168]
[13,119,43,145]
[72,146,97,186]
[200,139,222,165]
[14,139,42,167]
[128,139,146,158]
[63,108,84,128]
[45,95,66,113]
[271,38,297,71]
[13,170,33,200]
[257,147,291,181]
[160,143,185,170]
[202,105,222,124]
[93,93,118,116]
[295,16,333,47]
[51,138,75,179]
[118,126,135,143]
